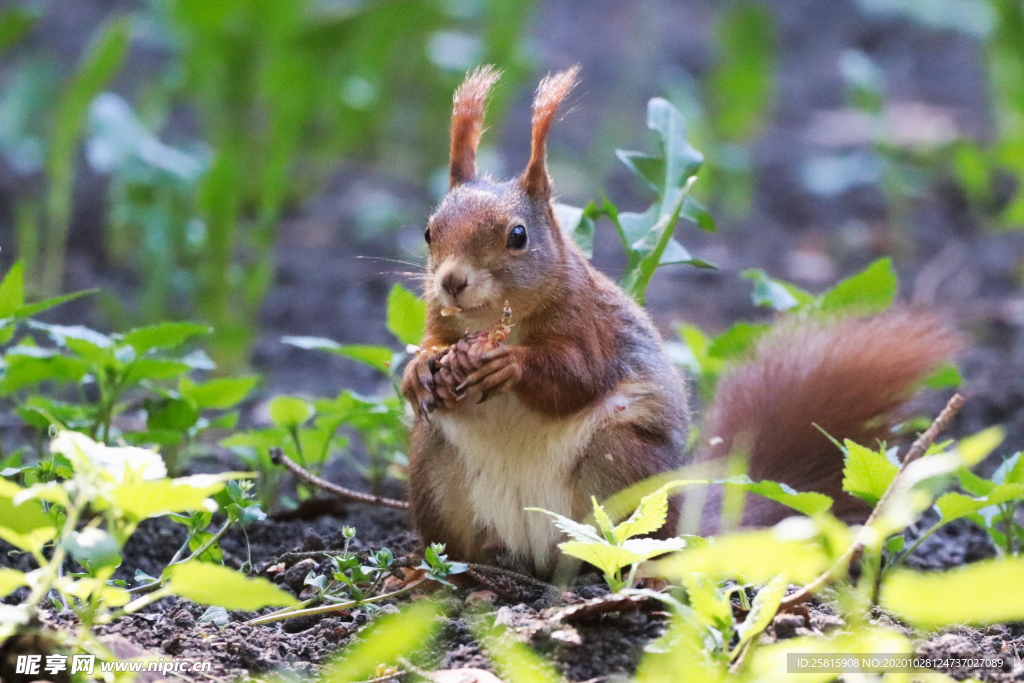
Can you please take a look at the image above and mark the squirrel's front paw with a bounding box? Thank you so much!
[401,351,445,419]
[450,343,521,403]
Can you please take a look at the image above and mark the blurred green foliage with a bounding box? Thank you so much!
[0,0,533,371]
[666,0,776,217]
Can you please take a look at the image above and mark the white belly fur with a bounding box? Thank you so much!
[434,383,652,572]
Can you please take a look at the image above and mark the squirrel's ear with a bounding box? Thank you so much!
[520,66,580,200]
[449,65,501,188]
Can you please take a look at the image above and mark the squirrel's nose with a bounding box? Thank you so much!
[441,272,468,298]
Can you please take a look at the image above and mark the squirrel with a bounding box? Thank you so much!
[400,65,963,578]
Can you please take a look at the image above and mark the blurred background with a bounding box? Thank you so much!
[1,0,1024,437]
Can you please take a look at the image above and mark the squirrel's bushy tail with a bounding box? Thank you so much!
[695,311,964,529]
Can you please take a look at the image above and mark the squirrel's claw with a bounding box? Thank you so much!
[457,354,522,400]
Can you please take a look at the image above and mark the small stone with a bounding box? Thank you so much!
[465,591,498,608]
[773,613,806,640]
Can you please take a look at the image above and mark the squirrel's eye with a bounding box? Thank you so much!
[507,225,527,250]
[424,227,431,245]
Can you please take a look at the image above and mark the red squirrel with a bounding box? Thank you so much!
[400,65,962,578]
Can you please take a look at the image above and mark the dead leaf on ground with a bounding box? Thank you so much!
[545,592,659,623]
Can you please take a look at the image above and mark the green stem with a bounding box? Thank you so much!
[166,529,197,568]
[173,520,231,567]
[26,493,84,610]
[889,524,940,572]
[245,579,427,626]
[100,586,176,624]
[288,426,307,470]
[1000,504,1015,556]
[625,563,640,591]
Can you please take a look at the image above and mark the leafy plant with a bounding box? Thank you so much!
[673,256,910,401]
[530,485,687,592]
[247,533,464,628]
[0,429,283,662]
[236,283,422,510]
[11,17,130,298]
[532,472,832,593]
[839,425,1024,566]
[127,0,534,370]
[0,262,255,476]
[557,97,716,305]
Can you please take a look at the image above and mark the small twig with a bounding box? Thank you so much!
[269,447,409,509]
[246,578,427,626]
[780,393,964,608]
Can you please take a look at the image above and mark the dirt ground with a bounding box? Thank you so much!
[4,0,1024,680]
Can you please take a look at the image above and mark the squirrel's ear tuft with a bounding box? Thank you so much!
[520,65,580,200]
[450,65,501,188]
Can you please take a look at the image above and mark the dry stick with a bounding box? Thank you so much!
[779,392,965,609]
[269,447,409,510]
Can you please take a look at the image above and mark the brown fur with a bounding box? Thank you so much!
[697,311,964,528]
[449,65,501,187]
[521,66,579,199]
[401,66,964,577]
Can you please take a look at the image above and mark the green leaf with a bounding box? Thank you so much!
[620,536,687,562]
[64,528,121,572]
[681,196,716,232]
[145,397,201,433]
[42,17,131,297]
[996,452,1024,485]
[733,574,787,657]
[220,427,287,453]
[614,97,708,303]
[591,497,615,539]
[819,258,897,315]
[189,530,223,563]
[711,1,776,141]
[707,322,770,360]
[0,352,90,395]
[842,440,898,506]
[527,508,605,545]
[319,602,441,683]
[0,480,57,552]
[723,475,834,516]
[881,559,1024,629]
[15,289,97,319]
[124,322,211,354]
[123,359,191,385]
[923,363,962,389]
[180,377,257,410]
[26,321,112,348]
[682,573,734,634]
[0,7,38,54]
[935,484,1024,524]
[0,568,26,598]
[558,541,646,579]
[956,426,1004,467]
[660,522,839,584]
[167,562,298,611]
[269,396,313,427]
[612,484,673,542]
[387,283,426,346]
[956,465,997,497]
[0,261,25,318]
[554,203,596,258]
[282,337,393,374]
[742,269,812,311]
[122,430,183,447]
